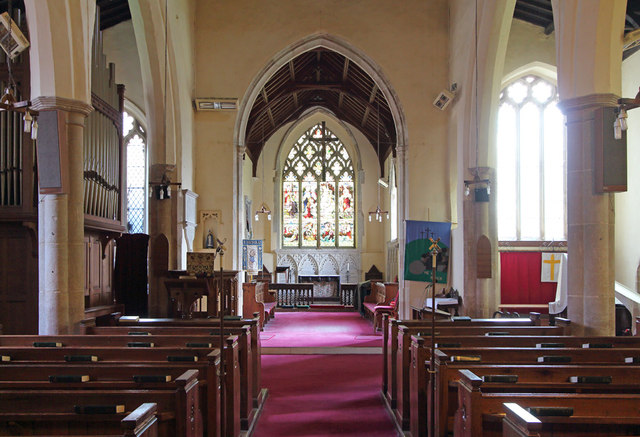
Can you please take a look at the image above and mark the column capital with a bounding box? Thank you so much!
[558,93,620,114]
[31,96,94,116]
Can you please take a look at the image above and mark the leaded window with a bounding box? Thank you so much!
[497,75,566,241]
[123,111,147,234]
[282,123,355,248]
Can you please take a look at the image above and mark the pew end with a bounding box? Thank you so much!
[122,403,159,437]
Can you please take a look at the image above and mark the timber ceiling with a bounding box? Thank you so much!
[245,49,395,175]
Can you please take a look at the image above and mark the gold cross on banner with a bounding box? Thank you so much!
[543,253,561,281]
[429,237,441,253]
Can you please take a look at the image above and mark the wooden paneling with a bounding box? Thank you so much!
[84,232,115,309]
[0,224,37,334]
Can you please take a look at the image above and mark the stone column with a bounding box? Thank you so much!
[396,143,409,319]
[148,163,176,317]
[559,95,617,335]
[462,167,498,318]
[35,100,93,334]
[552,0,626,335]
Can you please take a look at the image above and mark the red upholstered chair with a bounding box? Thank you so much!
[373,293,398,333]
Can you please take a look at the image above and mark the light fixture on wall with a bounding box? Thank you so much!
[464,172,491,201]
[0,3,37,140]
[255,122,271,221]
[614,87,640,139]
[368,100,389,222]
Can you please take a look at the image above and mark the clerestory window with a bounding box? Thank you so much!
[282,122,355,248]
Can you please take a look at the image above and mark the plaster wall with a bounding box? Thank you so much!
[503,20,556,79]
[193,0,451,264]
[245,111,384,282]
[616,50,640,292]
[103,21,145,113]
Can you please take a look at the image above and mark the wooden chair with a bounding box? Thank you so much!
[373,286,399,332]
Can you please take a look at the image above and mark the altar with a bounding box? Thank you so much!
[297,274,341,301]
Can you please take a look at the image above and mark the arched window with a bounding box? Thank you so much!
[497,75,566,241]
[123,110,147,233]
[282,122,355,248]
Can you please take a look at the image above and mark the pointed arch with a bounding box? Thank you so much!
[232,33,408,280]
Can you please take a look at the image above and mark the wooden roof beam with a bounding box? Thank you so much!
[361,85,378,127]
[261,89,276,128]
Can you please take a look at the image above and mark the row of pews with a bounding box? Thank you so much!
[381,313,640,437]
[0,315,267,437]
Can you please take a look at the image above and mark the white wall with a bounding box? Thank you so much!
[617,50,640,292]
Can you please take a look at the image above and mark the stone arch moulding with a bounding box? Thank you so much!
[232,33,409,286]
[501,61,558,88]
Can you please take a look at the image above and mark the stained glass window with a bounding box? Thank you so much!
[282,123,355,248]
[123,110,147,234]
[497,75,566,241]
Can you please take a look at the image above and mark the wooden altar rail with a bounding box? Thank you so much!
[271,283,314,307]
[269,283,356,308]
[340,283,356,306]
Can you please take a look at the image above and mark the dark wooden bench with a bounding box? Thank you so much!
[242,282,268,329]
[0,402,159,437]
[413,341,640,437]
[390,323,571,431]
[0,329,255,433]
[406,334,640,437]
[82,324,265,423]
[455,369,640,437]
[502,401,640,437]
[0,370,201,437]
[414,341,640,436]
[0,340,237,437]
[381,314,570,412]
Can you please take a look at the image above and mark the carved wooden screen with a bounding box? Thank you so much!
[83,9,125,231]
[282,122,355,248]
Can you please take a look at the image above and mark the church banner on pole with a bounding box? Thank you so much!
[404,220,451,283]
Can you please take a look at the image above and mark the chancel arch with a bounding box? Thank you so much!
[234,33,409,313]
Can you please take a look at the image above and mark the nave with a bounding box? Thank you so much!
[253,311,397,436]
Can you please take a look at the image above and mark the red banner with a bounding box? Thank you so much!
[500,252,557,310]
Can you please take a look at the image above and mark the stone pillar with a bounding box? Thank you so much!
[396,143,409,319]
[35,101,92,334]
[552,0,626,335]
[148,163,176,317]
[559,95,617,335]
[462,167,498,318]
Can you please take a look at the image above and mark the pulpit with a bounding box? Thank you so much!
[164,270,239,318]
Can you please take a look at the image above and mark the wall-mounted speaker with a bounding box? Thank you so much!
[594,106,627,193]
[35,110,68,194]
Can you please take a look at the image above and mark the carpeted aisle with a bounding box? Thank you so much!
[253,354,397,436]
[253,311,398,436]
[261,311,382,348]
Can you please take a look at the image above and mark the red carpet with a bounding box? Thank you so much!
[261,311,382,348]
[253,354,397,436]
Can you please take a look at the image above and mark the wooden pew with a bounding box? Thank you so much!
[243,282,267,329]
[82,324,265,420]
[455,369,640,437]
[381,315,569,412]
[0,360,219,437]
[0,342,237,437]
[391,324,571,431]
[418,343,640,437]
[502,402,640,437]
[0,402,159,437]
[0,329,255,431]
[0,370,201,437]
[103,314,262,402]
